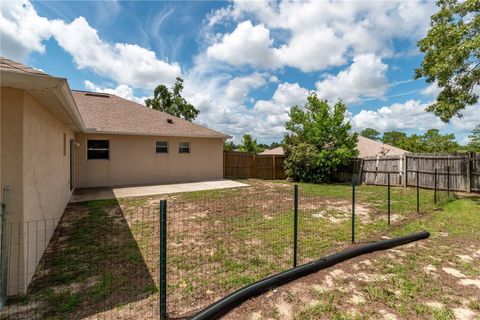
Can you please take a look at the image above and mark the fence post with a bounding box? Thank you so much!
[253,154,257,179]
[416,170,420,213]
[293,185,298,268]
[387,172,391,225]
[223,152,226,178]
[351,180,356,244]
[447,165,450,197]
[434,167,437,206]
[159,200,167,320]
[402,153,408,188]
[273,155,276,180]
[466,153,471,193]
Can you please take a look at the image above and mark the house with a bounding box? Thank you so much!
[0,57,228,296]
[259,136,408,158]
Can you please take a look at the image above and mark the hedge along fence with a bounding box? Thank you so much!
[223,151,286,180]
[358,152,480,193]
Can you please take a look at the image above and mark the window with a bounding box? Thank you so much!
[87,140,109,160]
[156,141,168,153]
[179,142,190,154]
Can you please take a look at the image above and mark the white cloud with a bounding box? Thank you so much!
[315,54,388,103]
[50,17,181,89]
[1,1,181,89]
[0,0,53,61]
[225,72,269,104]
[421,82,441,97]
[350,99,473,133]
[84,80,149,105]
[204,0,436,71]
[207,21,280,69]
[255,82,309,114]
[450,105,480,132]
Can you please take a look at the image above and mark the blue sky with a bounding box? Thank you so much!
[1,0,478,143]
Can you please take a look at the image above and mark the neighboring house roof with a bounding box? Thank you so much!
[259,146,285,155]
[0,57,86,132]
[258,136,407,157]
[357,136,407,157]
[72,90,230,139]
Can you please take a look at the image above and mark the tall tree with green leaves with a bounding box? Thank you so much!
[419,129,460,153]
[360,128,381,141]
[467,124,480,152]
[382,131,408,149]
[283,94,358,183]
[238,134,262,153]
[223,141,237,151]
[145,77,199,121]
[415,0,479,122]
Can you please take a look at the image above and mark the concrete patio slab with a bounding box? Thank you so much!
[70,180,249,202]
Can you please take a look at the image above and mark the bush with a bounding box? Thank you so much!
[283,94,358,183]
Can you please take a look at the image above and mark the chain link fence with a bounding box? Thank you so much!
[0,179,458,319]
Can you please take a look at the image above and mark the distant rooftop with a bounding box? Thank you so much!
[259,136,408,157]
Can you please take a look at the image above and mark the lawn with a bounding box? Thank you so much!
[1,179,477,319]
[224,196,480,320]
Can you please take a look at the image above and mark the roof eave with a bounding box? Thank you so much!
[1,70,86,132]
[83,129,230,139]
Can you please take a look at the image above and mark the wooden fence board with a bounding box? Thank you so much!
[358,153,479,193]
[224,151,286,180]
[224,151,479,192]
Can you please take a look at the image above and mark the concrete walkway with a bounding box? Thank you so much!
[70,180,249,202]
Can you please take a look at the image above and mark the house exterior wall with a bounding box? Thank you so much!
[0,88,74,295]
[21,92,75,289]
[75,133,224,188]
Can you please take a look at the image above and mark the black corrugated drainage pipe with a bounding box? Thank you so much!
[191,231,430,320]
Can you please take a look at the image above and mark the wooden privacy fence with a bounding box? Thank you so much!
[358,153,480,193]
[223,151,286,179]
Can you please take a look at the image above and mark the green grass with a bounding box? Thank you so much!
[10,180,477,319]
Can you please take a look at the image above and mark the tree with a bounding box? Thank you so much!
[224,141,237,151]
[415,0,480,122]
[283,94,358,183]
[467,124,480,152]
[419,129,460,153]
[145,77,199,121]
[360,128,381,141]
[382,131,408,149]
[238,134,262,153]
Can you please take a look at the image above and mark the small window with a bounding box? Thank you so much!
[156,141,168,153]
[179,142,190,154]
[87,140,109,160]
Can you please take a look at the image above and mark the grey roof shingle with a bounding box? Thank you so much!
[72,90,229,139]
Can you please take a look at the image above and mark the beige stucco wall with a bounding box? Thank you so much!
[1,88,74,295]
[75,133,224,188]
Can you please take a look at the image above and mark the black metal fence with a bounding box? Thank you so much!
[0,179,455,319]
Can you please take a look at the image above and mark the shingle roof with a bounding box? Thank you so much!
[357,136,407,157]
[259,146,285,155]
[72,90,229,139]
[259,136,408,157]
[0,57,48,76]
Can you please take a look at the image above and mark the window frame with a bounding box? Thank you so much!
[155,141,169,154]
[86,139,110,160]
[178,142,191,154]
